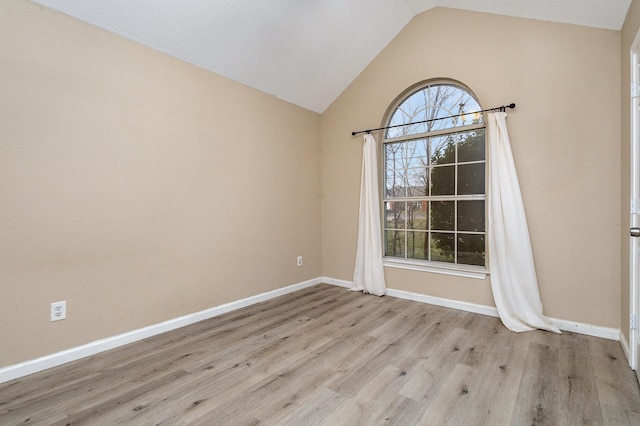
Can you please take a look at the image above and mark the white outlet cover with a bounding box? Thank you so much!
[51,301,67,321]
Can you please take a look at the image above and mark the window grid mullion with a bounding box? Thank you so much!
[454,133,458,265]
[404,201,408,259]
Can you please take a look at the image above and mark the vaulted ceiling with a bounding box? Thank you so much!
[31,0,631,113]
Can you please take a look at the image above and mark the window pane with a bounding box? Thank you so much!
[457,200,485,232]
[430,135,455,166]
[457,234,485,266]
[386,170,406,197]
[458,129,485,163]
[384,202,405,229]
[431,166,455,195]
[407,168,428,196]
[385,143,405,169]
[458,163,485,195]
[385,84,483,138]
[406,139,428,168]
[385,230,405,258]
[431,232,454,263]
[431,201,454,231]
[407,231,428,260]
[407,201,428,230]
[386,92,429,138]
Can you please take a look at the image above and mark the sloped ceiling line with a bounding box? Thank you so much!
[30,0,631,113]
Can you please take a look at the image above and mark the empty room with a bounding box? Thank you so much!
[2,0,640,424]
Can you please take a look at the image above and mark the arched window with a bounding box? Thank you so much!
[382,80,486,272]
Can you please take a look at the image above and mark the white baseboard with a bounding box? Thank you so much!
[620,329,631,364]
[386,287,500,318]
[320,277,498,317]
[320,277,352,288]
[0,275,623,384]
[0,277,322,384]
[551,318,619,341]
[321,277,621,341]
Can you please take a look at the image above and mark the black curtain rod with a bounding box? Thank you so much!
[351,103,516,136]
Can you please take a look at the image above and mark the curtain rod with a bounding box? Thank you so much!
[351,103,516,136]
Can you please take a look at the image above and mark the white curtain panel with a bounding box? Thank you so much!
[352,133,387,296]
[487,112,559,333]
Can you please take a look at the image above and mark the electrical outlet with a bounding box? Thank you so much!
[51,301,66,321]
[297,256,303,267]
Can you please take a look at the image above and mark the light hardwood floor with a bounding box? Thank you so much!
[1,284,640,425]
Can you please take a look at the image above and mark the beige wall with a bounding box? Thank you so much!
[321,8,622,327]
[0,1,628,370]
[621,0,640,344]
[0,0,321,367]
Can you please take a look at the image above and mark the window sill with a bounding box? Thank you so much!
[383,258,488,280]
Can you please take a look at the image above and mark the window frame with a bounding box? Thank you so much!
[379,79,488,279]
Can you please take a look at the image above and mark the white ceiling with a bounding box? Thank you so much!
[31,0,631,113]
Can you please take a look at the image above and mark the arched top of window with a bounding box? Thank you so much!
[385,81,483,139]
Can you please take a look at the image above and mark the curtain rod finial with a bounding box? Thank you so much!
[508,103,516,109]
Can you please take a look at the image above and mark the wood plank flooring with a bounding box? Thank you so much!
[1,284,640,425]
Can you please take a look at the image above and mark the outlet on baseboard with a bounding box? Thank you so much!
[297,256,303,267]
[51,301,66,321]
